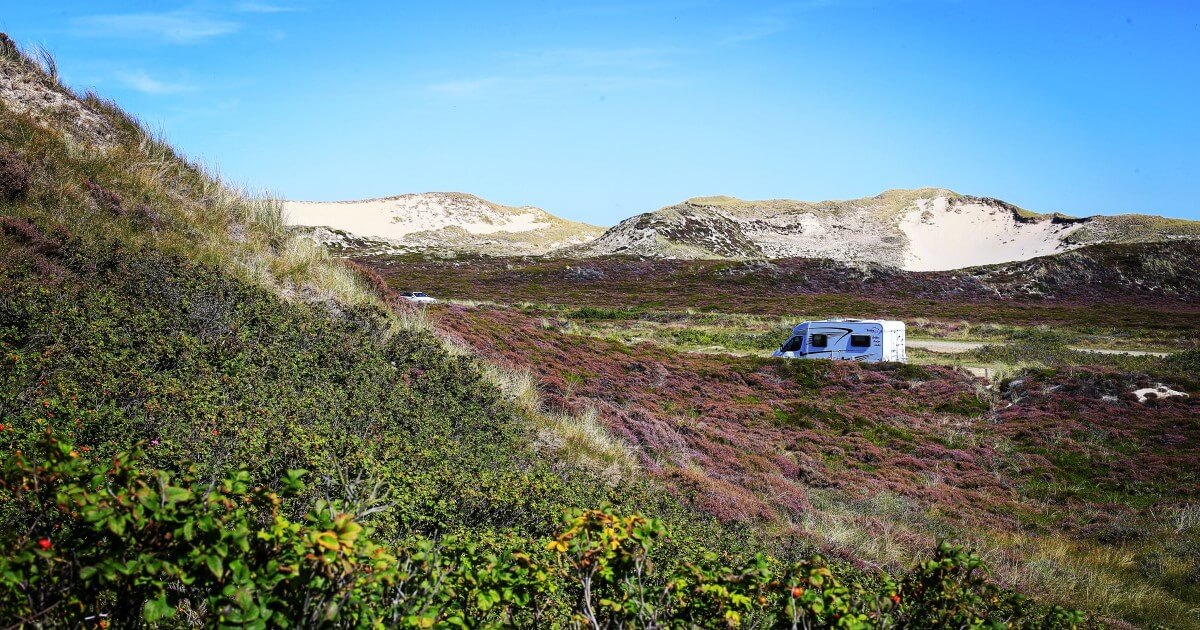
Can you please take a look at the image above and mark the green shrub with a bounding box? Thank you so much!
[570,306,642,321]
[0,435,1085,627]
[1153,349,1200,391]
[767,358,830,389]
[935,393,990,416]
[869,361,932,381]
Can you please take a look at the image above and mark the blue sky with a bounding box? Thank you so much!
[3,1,1198,224]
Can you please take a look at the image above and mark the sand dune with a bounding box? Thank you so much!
[284,192,605,256]
[899,197,1083,271]
[289,189,1199,269]
[285,193,551,240]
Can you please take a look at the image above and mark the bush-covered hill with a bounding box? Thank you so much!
[0,35,1093,627]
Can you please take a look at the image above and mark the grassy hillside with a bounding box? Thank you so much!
[0,37,743,626]
[0,37,1125,627]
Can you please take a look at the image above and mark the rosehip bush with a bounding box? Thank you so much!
[0,437,1087,627]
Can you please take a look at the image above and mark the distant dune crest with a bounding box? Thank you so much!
[287,188,1200,271]
[284,192,605,256]
[570,189,1200,271]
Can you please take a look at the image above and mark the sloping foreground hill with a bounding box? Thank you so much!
[571,189,1200,271]
[286,192,605,256]
[0,35,726,625]
[0,35,1091,627]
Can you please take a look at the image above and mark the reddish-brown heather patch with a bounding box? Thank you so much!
[85,180,125,217]
[0,215,59,254]
[134,203,163,230]
[0,216,74,285]
[0,147,32,201]
[432,303,1199,553]
[345,259,395,303]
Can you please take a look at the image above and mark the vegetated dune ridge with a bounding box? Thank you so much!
[370,240,1200,318]
[571,189,1200,271]
[285,192,606,256]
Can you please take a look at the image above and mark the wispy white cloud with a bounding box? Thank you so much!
[426,74,686,99]
[721,16,789,44]
[235,2,303,14]
[506,47,687,70]
[561,0,719,18]
[116,70,194,95]
[426,43,691,100]
[427,77,503,96]
[720,0,882,45]
[71,11,241,44]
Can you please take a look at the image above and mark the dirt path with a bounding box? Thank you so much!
[908,339,1171,357]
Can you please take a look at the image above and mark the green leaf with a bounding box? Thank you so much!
[163,486,192,504]
[142,595,176,622]
[205,555,224,580]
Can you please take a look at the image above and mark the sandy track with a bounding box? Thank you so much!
[908,339,1171,357]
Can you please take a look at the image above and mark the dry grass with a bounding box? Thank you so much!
[800,486,1200,627]
[4,40,388,319]
[989,532,1200,628]
[1176,504,1200,532]
[3,38,645,496]
[482,362,638,483]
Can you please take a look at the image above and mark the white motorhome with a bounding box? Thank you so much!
[774,319,906,363]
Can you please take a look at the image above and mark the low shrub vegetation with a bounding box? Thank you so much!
[0,433,1085,627]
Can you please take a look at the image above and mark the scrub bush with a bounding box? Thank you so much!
[0,435,1085,627]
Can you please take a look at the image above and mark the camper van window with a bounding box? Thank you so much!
[810,334,828,348]
[850,334,871,347]
[781,336,803,352]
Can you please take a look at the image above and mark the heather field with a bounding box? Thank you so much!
[361,255,1200,626]
[365,253,1200,346]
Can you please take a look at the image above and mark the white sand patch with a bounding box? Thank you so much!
[899,198,1084,271]
[1132,384,1189,403]
[284,193,552,241]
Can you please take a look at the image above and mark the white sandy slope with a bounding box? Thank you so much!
[286,193,550,239]
[284,192,604,256]
[898,197,1083,271]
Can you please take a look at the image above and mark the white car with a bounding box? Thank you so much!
[399,291,437,304]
